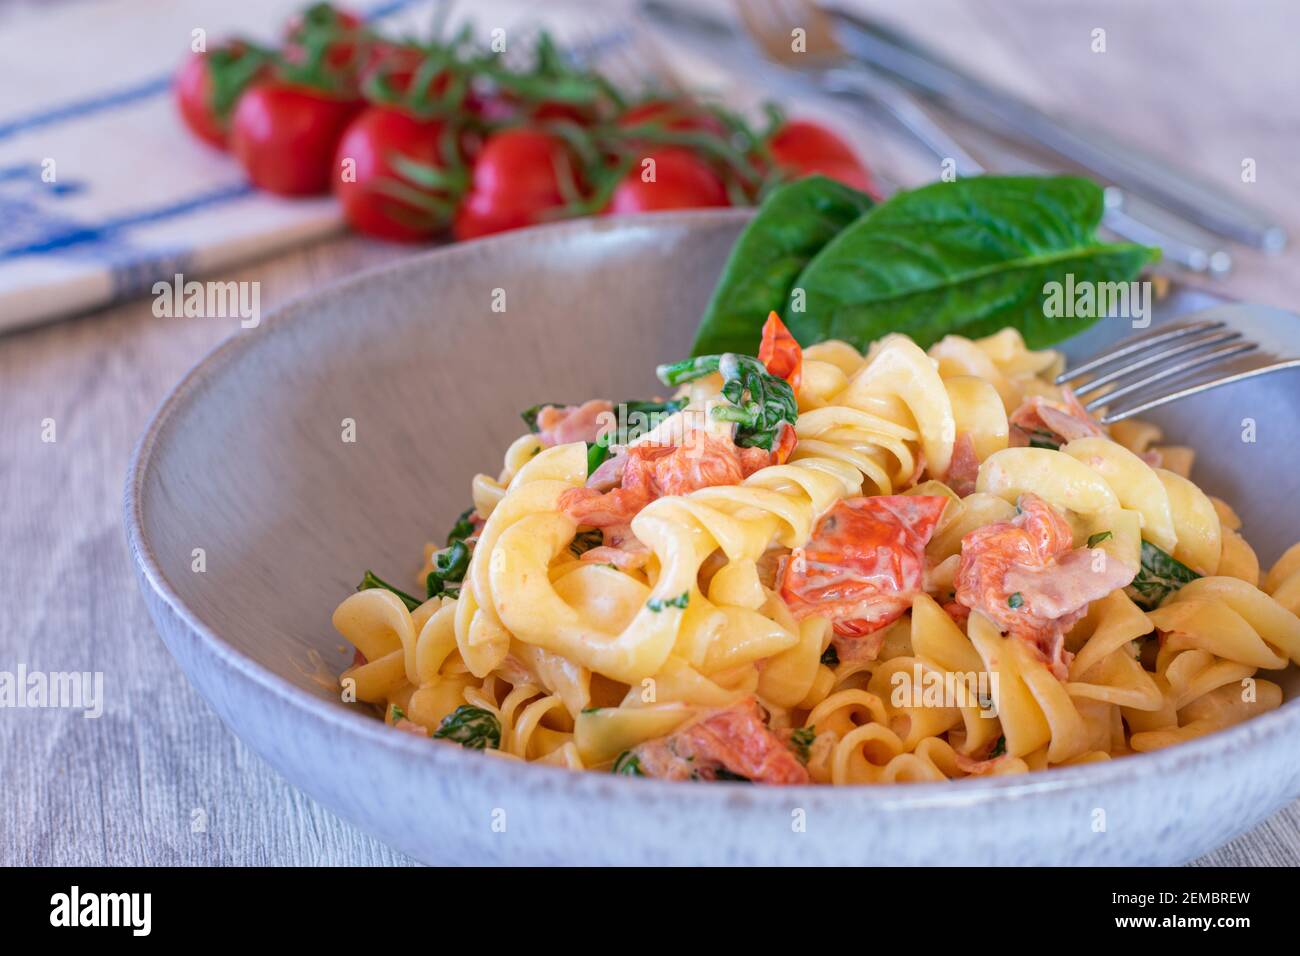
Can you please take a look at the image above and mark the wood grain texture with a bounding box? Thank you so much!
[2,0,1297,865]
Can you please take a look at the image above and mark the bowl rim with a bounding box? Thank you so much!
[123,209,1300,812]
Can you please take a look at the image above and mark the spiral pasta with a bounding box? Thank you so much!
[333,322,1295,785]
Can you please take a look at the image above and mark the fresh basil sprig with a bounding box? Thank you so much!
[1127,540,1201,610]
[692,175,874,356]
[690,174,1158,354]
[657,354,796,451]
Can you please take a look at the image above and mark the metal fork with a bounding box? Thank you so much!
[1057,304,1300,423]
[732,0,1230,275]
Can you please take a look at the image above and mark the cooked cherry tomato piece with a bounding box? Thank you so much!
[780,495,949,640]
[758,311,802,391]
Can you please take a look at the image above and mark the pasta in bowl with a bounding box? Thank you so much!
[334,314,1299,785]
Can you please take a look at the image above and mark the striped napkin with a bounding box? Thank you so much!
[0,0,639,333]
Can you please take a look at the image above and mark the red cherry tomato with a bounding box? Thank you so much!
[333,106,461,241]
[768,119,877,196]
[617,99,724,135]
[231,82,362,196]
[606,147,729,214]
[283,3,365,73]
[174,42,269,149]
[453,130,572,241]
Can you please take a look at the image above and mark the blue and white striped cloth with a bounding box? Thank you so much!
[0,0,640,333]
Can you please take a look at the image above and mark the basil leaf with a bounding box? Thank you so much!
[788,727,816,763]
[1127,540,1201,610]
[446,507,476,546]
[691,175,874,357]
[787,175,1159,350]
[425,539,471,599]
[612,751,644,776]
[656,353,797,452]
[357,570,422,612]
[433,705,501,750]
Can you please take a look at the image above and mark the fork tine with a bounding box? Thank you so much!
[1097,354,1291,423]
[1071,328,1245,396]
[1055,318,1227,384]
[1081,341,1259,411]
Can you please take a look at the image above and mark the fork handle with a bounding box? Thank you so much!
[820,64,1224,274]
[825,5,1288,251]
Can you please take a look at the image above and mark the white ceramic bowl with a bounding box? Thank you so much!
[125,211,1300,864]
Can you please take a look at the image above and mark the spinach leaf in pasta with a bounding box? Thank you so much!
[788,727,816,763]
[425,539,471,599]
[433,705,501,750]
[657,353,797,452]
[691,174,875,357]
[446,507,477,545]
[1127,540,1201,610]
[612,751,644,776]
[357,570,422,612]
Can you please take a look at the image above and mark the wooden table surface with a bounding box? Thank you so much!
[3,0,1298,866]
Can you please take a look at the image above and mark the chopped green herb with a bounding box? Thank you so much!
[580,706,601,714]
[820,645,839,666]
[646,591,690,612]
[614,399,685,444]
[432,705,501,750]
[569,529,604,558]
[789,726,817,763]
[388,704,406,723]
[1086,531,1113,548]
[612,750,644,776]
[446,507,476,546]
[1008,592,1024,609]
[357,570,422,612]
[1127,540,1201,610]
[425,539,471,599]
[656,353,797,452]
[989,735,1007,758]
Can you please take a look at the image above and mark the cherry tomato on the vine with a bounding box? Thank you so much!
[333,106,464,241]
[606,147,729,214]
[767,119,877,196]
[231,82,363,195]
[174,41,270,150]
[453,130,574,241]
